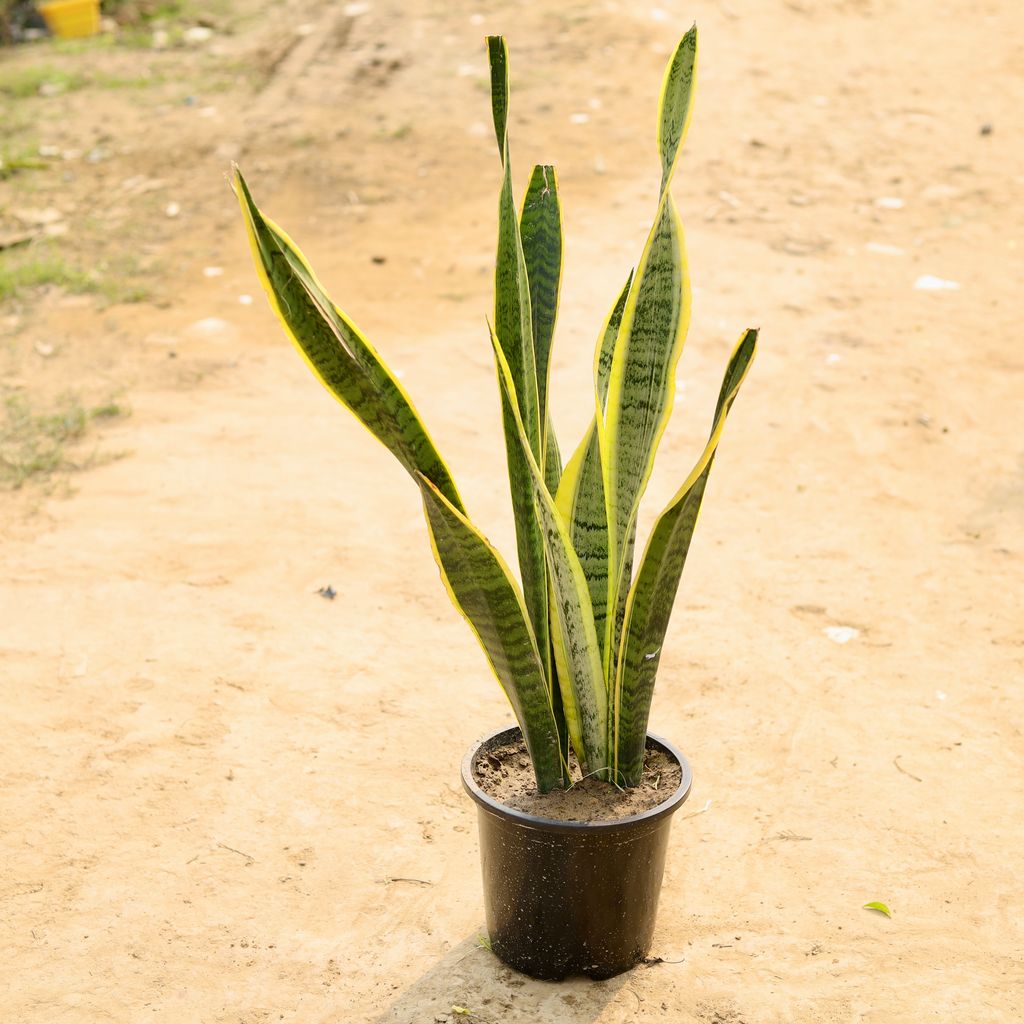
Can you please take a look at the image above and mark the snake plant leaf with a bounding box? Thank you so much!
[486,34,509,160]
[613,328,757,784]
[543,427,562,496]
[600,26,698,657]
[544,582,571,767]
[491,326,608,775]
[488,35,541,460]
[596,270,634,410]
[520,163,563,471]
[556,271,633,672]
[486,36,550,685]
[555,429,605,649]
[234,168,464,514]
[498,380,552,690]
[657,25,699,194]
[493,148,541,461]
[418,475,563,792]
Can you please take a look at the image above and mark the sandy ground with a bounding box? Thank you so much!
[2,0,1023,1020]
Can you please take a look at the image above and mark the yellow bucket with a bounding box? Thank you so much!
[37,0,100,39]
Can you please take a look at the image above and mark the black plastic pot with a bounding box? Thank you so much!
[461,725,693,980]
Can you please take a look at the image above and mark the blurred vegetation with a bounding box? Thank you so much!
[0,391,128,489]
[0,63,167,95]
[0,244,153,306]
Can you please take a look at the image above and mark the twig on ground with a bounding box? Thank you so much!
[641,954,684,966]
[893,756,922,782]
[217,843,255,863]
[682,798,712,819]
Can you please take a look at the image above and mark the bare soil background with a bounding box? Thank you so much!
[2,0,1022,1021]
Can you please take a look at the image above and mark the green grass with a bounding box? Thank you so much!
[0,250,153,306]
[49,33,116,55]
[0,392,129,489]
[96,277,152,304]
[0,256,95,302]
[103,0,184,20]
[383,122,413,141]
[93,70,166,89]
[0,63,165,98]
[0,66,86,98]
[0,143,47,179]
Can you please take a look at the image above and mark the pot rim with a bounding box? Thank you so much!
[461,724,693,833]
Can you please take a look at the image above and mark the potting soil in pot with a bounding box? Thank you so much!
[474,735,682,822]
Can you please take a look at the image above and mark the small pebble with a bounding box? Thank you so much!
[914,274,960,291]
[865,242,904,256]
[824,626,860,645]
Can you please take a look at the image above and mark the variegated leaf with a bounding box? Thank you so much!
[600,25,698,684]
[235,168,464,513]
[419,476,564,792]
[543,425,562,496]
[556,272,633,674]
[520,163,563,474]
[614,329,757,784]
[491,327,609,775]
[486,36,550,681]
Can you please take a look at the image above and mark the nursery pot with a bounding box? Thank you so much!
[461,725,692,980]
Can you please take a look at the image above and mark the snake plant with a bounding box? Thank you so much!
[235,26,757,793]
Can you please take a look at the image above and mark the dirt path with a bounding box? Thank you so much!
[2,1,1022,1021]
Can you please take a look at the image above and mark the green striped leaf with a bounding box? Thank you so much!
[614,329,757,784]
[488,36,540,459]
[491,326,609,775]
[498,382,552,689]
[555,429,604,647]
[542,438,566,764]
[486,34,509,158]
[600,26,698,682]
[658,26,698,194]
[543,425,562,496]
[596,270,634,410]
[419,475,564,792]
[486,36,550,685]
[556,272,633,672]
[234,168,464,514]
[520,163,563,469]
[494,162,541,457]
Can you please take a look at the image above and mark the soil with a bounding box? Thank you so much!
[473,738,683,822]
[2,1,1023,1022]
